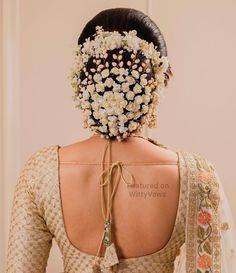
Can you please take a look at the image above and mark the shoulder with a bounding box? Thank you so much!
[177,149,216,171]
[179,149,221,208]
[22,144,58,170]
[20,144,59,188]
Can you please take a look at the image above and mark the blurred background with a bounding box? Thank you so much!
[1,0,236,271]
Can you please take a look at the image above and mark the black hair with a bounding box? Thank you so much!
[78,7,173,83]
[75,8,172,140]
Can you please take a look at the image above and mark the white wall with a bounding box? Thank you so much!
[1,0,236,272]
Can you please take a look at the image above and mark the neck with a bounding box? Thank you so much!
[90,130,147,141]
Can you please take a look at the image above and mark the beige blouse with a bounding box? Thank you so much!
[6,137,190,273]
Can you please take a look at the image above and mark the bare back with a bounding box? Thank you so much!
[58,135,180,259]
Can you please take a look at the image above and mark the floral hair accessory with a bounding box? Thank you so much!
[70,25,170,141]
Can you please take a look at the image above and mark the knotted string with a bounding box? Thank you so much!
[92,138,136,272]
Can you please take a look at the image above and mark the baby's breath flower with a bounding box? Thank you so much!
[104,77,113,87]
[135,95,143,104]
[131,70,140,79]
[96,83,105,92]
[126,75,136,85]
[126,91,135,100]
[101,69,109,78]
[121,82,129,92]
[116,75,126,82]
[70,25,169,139]
[128,120,138,131]
[93,73,102,83]
[87,84,95,93]
[110,67,120,75]
[133,83,142,94]
[142,104,149,114]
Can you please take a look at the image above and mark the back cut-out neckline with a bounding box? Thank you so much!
[56,142,183,262]
[59,161,178,165]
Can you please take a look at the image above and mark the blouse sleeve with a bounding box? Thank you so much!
[5,153,54,273]
[185,153,222,273]
[172,151,236,273]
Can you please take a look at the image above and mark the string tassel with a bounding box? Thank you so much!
[103,242,119,268]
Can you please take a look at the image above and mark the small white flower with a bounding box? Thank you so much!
[126,112,135,119]
[102,91,127,116]
[132,102,140,112]
[133,83,142,94]
[108,115,118,122]
[140,77,148,86]
[93,73,102,83]
[87,84,95,93]
[83,90,90,99]
[121,82,130,92]
[108,120,116,128]
[82,101,91,109]
[101,69,109,78]
[144,85,152,95]
[93,110,101,119]
[116,75,126,82]
[104,77,113,87]
[96,83,105,92]
[81,78,88,85]
[110,67,120,75]
[119,114,128,123]
[97,64,104,72]
[118,67,128,75]
[126,102,140,112]
[135,95,143,104]
[126,91,135,100]
[133,111,142,119]
[142,94,151,104]
[112,83,121,93]
[128,120,138,131]
[91,92,100,101]
[98,108,107,116]
[91,101,99,111]
[118,125,127,133]
[98,125,108,132]
[100,117,108,125]
[87,118,96,126]
[103,91,113,100]
[109,127,119,136]
[126,76,136,85]
[131,70,140,79]
[142,104,149,113]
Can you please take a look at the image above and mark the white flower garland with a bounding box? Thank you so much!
[70,25,169,141]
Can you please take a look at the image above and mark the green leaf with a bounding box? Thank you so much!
[203,241,212,255]
[197,225,205,239]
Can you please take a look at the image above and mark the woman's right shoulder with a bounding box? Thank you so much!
[19,144,59,190]
[22,144,58,170]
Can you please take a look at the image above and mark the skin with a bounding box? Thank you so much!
[58,127,180,259]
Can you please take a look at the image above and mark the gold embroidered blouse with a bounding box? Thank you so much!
[5,137,221,273]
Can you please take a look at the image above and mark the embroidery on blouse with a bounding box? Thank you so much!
[184,151,221,273]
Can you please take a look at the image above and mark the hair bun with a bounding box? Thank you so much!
[70,9,172,141]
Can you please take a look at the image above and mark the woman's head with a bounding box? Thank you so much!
[71,8,172,141]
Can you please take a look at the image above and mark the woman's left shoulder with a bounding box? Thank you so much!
[177,149,217,171]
